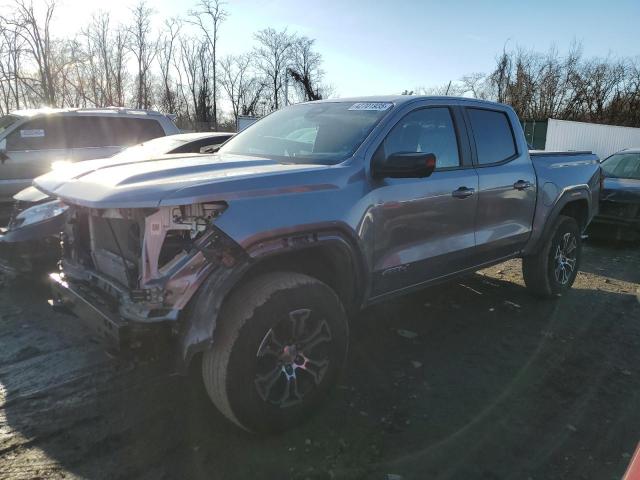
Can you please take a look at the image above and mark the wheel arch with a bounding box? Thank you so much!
[177,229,367,373]
[525,187,592,255]
[558,198,590,232]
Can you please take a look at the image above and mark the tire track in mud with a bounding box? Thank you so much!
[0,280,189,478]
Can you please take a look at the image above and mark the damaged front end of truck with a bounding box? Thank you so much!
[49,202,248,370]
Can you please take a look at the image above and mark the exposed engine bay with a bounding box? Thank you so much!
[58,202,242,324]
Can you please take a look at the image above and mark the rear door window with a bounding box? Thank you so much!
[466,108,517,165]
[65,117,111,148]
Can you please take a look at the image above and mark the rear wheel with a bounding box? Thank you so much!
[201,272,349,433]
[523,215,582,298]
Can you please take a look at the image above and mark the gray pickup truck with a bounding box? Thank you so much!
[32,96,600,432]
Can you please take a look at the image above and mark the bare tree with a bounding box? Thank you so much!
[157,18,181,114]
[128,1,157,109]
[0,22,26,112]
[180,37,213,130]
[220,53,265,122]
[460,72,489,99]
[414,82,465,96]
[288,36,324,101]
[254,28,294,111]
[2,0,57,106]
[187,0,227,129]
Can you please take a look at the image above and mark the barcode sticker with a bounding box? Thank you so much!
[348,102,393,111]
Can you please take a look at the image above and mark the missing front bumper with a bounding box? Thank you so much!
[49,272,129,347]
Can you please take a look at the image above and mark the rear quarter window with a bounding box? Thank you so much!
[103,118,166,147]
[466,108,517,165]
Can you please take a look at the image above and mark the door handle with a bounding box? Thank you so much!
[452,186,475,199]
[513,180,533,190]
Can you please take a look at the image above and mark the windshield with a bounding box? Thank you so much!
[601,152,640,180]
[0,114,21,134]
[219,101,393,164]
[110,135,188,160]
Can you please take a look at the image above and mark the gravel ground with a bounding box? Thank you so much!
[0,240,638,480]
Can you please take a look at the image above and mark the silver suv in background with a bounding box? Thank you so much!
[0,107,179,203]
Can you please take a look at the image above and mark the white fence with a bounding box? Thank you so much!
[545,119,640,160]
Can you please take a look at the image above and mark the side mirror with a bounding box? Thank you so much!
[372,151,436,179]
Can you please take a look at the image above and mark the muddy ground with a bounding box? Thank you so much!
[0,240,639,480]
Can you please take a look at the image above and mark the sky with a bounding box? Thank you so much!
[50,0,640,97]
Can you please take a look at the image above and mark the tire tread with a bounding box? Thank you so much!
[523,215,580,298]
[201,272,332,431]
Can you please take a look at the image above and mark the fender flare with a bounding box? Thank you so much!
[524,186,593,256]
[176,225,368,372]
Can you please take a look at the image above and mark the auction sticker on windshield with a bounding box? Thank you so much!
[348,102,393,111]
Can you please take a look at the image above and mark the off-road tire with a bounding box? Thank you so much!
[523,215,582,298]
[201,272,349,433]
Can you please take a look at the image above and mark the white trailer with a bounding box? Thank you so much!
[545,118,640,160]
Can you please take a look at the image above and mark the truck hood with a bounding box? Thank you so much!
[33,153,329,208]
[602,177,640,203]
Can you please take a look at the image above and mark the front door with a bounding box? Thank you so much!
[370,106,479,297]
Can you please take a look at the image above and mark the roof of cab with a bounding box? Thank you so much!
[309,95,508,108]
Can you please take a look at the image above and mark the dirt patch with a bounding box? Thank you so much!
[0,241,639,479]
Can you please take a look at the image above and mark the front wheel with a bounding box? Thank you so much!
[523,215,582,298]
[201,272,349,433]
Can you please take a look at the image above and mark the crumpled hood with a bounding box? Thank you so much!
[33,153,329,208]
[602,177,640,203]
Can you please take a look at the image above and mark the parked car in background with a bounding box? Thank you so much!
[0,132,234,275]
[590,149,640,240]
[34,96,600,433]
[10,132,235,206]
[0,107,179,205]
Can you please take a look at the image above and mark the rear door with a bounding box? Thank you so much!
[465,107,537,263]
[370,105,479,296]
[0,116,71,200]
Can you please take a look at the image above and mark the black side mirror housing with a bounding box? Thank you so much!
[372,151,437,179]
